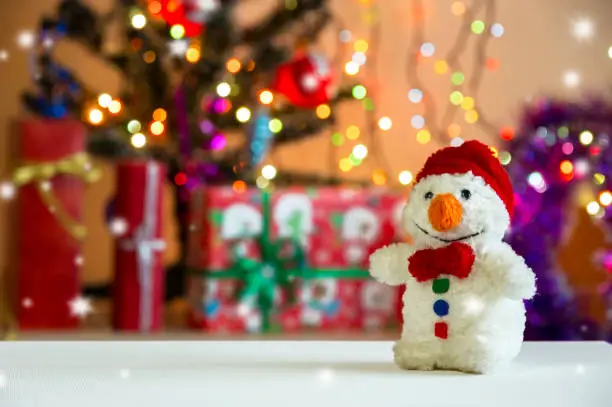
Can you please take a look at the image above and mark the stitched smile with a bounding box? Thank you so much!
[415,223,483,243]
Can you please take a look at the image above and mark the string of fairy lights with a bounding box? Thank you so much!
[318,0,504,187]
[331,0,394,187]
[405,0,503,149]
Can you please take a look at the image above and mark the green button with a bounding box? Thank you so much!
[432,278,450,294]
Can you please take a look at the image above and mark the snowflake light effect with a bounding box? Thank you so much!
[316,368,335,385]
[571,18,595,41]
[68,295,93,319]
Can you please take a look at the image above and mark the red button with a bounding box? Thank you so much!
[434,322,448,339]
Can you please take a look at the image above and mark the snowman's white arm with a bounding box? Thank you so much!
[485,242,537,300]
[368,243,414,286]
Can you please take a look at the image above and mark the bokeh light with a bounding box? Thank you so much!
[108,100,122,114]
[599,191,612,207]
[398,170,413,185]
[451,2,465,15]
[378,117,392,131]
[345,61,359,75]
[236,107,251,123]
[420,43,435,57]
[88,109,103,125]
[152,108,167,122]
[331,132,345,146]
[170,24,185,39]
[411,115,425,129]
[352,85,367,100]
[354,39,368,52]
[372,169,387,185]
[451,71,465,85]
[268,118,282,133]
[346,125,360,140]
[465,110,479,123]
[559,160,573,175]
[449,91,464,105]
[490,23,504,38]
[471,20,485,34]
[261,165,277,180]
[233,180,247,194]
[416,130,431,144]
[186,47,200,63]
[500,127,515,141]
[339,158,352,172]
[226,58,241,73]
[353,144,368,159]
[98,94,112,108]
[127,120,141,134]
[447,124,461,138]
[586,201,601,216]
[408,89,423,103]
[131,14,147,30]
[259,90,274,105]
[150,121,164,136]
[579,130,594,145]
[316,104,331,119]
[131,133,146,148]
[434,60,448,74]
[216,82,231,97]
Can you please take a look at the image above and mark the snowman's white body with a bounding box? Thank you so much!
[370,172,536,373]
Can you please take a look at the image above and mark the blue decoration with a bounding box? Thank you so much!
[204,300,221,317]
[247,108,274,166]
[310,299,340,317]
[23,15,82,119]
[433,299,449,317]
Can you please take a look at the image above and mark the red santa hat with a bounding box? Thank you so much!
[415,140,514,219]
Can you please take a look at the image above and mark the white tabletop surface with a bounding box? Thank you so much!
[0,340,611,407]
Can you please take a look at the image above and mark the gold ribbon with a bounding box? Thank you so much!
[12,152,102,241]
[2,153,101,340]
[2,307,17,341]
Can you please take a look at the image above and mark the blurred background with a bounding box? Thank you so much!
[0,0,611,340]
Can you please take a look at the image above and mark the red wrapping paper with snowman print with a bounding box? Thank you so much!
[113,160,166,332]
[187,186,407,333]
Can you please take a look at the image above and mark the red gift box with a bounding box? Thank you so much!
[187,187,264,332]
[16,119,88,329]
[278,188,405,331]
[188,186,408,333]
[113,160,167,332]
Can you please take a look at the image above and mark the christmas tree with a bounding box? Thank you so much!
[23,0,361,299]
[23,0,356,184]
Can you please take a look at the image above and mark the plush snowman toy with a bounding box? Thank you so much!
[369,140,536,374]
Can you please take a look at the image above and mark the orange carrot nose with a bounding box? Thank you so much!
[428,194,463,232]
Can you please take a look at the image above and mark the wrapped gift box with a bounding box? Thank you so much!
[15,119,91,329]
[187,186,408,333]
[113,160,167,332]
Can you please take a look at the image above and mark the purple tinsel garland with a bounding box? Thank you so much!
[505,97,612,341]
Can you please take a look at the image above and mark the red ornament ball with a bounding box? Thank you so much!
[272,53,334,108]
[151,0,219,37]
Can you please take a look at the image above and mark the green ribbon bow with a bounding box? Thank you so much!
[194,190,372,332]
[231,191,304,332]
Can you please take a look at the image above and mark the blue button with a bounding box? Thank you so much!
[433,299,449,317]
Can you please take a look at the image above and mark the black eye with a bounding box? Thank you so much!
[461,189,471,200]
[424,191,434,200]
